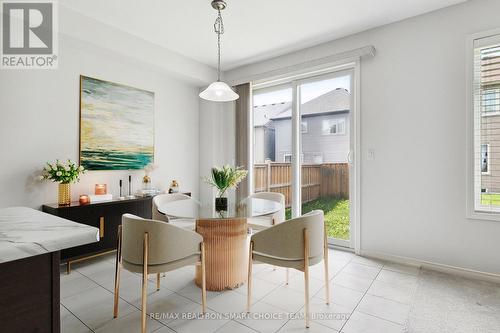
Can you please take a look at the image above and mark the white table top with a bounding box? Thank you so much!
[0,207,99,264]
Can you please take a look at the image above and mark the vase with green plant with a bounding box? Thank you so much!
[205,165,248,211]
[41,160,86,206]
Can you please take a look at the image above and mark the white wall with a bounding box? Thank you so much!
[225,0,500,275]
[0,11,210,208]
[198,99,236,206]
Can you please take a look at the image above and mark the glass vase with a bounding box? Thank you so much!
[58,183,71,206]
[215,197,228,212]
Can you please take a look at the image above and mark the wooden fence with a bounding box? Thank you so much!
[254,162,349,207]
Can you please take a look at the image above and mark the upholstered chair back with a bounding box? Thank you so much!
[121,214,202,265]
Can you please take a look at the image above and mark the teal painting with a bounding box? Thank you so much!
[79,76,154,170]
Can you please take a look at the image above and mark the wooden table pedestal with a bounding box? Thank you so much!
[195,218,248,291]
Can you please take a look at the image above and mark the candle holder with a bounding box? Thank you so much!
[95,184,107,195]
[119,179,125,200]
[79,195,90,205]
[126,175,135,199]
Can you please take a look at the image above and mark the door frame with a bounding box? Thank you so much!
[251,60,361,253]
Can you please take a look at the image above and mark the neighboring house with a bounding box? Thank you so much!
[253,102,291,163]
[268,88,351,164]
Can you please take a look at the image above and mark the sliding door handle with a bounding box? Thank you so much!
[347,151,353,164]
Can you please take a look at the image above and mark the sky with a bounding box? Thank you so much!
[253,75,351,105]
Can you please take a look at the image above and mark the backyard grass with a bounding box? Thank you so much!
[286,197,350,240]
[481,193,500,206]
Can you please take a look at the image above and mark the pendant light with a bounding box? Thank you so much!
[199,0,239,102]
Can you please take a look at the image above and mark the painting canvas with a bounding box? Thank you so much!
[79,76,154,170]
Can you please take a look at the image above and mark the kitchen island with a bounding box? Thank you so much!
[0,207,99,333]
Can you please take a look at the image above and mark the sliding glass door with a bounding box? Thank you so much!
[252,67,356,248]
[297,71,353,247]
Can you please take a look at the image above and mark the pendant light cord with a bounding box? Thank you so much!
[214,9,225,81]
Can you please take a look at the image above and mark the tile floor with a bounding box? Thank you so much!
[60,249,500,333]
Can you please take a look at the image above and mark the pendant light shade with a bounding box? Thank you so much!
[200,0,239,102]
[200,81,239,102]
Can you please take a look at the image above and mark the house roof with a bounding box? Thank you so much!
[270,88,350,120]
[253,101,292,127]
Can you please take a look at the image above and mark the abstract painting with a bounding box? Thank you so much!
[79,75,154,170]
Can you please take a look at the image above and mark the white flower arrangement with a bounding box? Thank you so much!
[41,160,86,184]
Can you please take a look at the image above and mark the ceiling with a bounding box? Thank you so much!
[62,0,467,70]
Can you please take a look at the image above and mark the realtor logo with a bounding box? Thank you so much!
[1,1,58,69]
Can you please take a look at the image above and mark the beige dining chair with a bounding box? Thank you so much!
[152,193,196,230]
[152,193,192,222]
[113,214,206,333]
[246,191,286,231]
[247,210,330,328]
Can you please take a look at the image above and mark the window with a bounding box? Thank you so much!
[483,88,500,114]
[311,153,323,164]
[301,121,308,133]
[481,144,490,174]
[471,33,500,215]
[322,117,345,135]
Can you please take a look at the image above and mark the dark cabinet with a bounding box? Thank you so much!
[42,197,152,271]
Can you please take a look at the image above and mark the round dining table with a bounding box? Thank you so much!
[159,197,283,291]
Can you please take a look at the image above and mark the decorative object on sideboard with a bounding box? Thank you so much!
[95,184,107,195]
[205,165,247,212]
[58,183,71,206]
[41,160,86,206]
[136,189,161,197]
[142,163,156,190]
[89,193,113,203]
[79,75,155,171]
[79,195,90,205]
[142,175,151,190]
[126,175,135,199]
[169,180,179,193]
[199,0,239,102]
[119,179,125,200]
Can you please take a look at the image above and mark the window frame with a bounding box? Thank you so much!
[466,28,500,221]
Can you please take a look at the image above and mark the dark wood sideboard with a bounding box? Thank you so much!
[43,196,153,273]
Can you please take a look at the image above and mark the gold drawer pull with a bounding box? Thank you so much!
[99,217,105,238]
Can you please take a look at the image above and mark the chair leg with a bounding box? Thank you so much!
[303,228,310,329]
[113,225,122,318]
[141,233,149,333]
[247,241,253,313]
[156,273,160,291]
[286,268,289,285]
[323,223,330,305]
[201,242,207,314]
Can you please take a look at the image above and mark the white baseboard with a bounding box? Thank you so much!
[359,250,500,284]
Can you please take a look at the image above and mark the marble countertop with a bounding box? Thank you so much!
[0,207,99,264]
